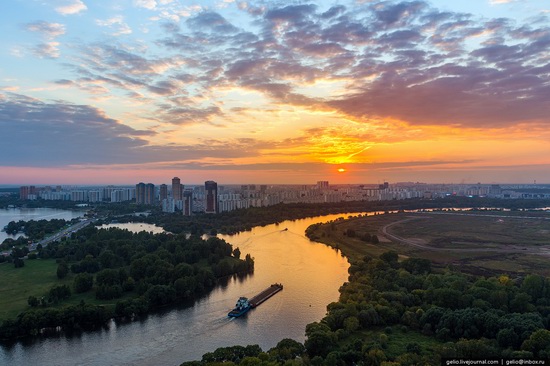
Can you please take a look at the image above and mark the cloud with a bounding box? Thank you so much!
[58,0,550,132]
[24,21,66,39]
[55,0,87,15]
[134,0,157,10]
[0,93,252,167]
[186,12,239,34]
[32,42,61,58]
[96,16,132,36]
[0,93,151,166]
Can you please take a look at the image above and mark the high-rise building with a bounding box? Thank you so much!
[160,184,168,202]
[172,177,182,201]
[19,186,30,200]
[204,181,218,214]
[136,182,145,204]
[145,183,155,205]
[317,181,329,191]
[183,189,193,216]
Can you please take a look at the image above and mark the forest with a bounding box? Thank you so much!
[180,250,550,365]
[0,225,253,340]
[2,218,78,241]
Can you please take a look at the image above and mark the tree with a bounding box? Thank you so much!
[13,257,24,268]
[521,329,550,358]
[305,322,337,358]
[74,273,93,293]
[380,250,398,266]
[27,296,39,307]
[401,258,432,274]
[57,262,69,279]
[269,338,305,361]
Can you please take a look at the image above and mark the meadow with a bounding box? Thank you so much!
[310,210,550,276]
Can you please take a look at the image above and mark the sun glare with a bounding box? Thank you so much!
[338,168,346,173]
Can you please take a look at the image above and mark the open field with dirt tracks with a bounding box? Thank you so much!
[312,210,550,276]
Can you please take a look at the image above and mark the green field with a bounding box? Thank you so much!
[0,259,121,322]
[311,211,550,276]
[0,259,65,320]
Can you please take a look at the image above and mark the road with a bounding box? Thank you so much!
[28,219,95,251]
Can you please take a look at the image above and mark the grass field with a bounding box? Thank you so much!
[0,259,66,320]
[311,211,550,276]
[0,259,122,322]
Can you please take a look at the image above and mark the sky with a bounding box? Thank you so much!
[1,0,549,185]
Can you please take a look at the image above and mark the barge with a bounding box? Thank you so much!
[228,283,283,317]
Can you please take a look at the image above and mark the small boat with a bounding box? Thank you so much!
[228,297,251,317]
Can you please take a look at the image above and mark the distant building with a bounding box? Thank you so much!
[19,186,30,200]
[111,189,133,203]
[71,191,87,202]
[183,189,193,216]
[160,184,168,202]
[136,183,155,205]
[317,181,329,191]
[88,190,103,202]
[204,181,218,214]
[172,177,182,201]
[161,198,175,213]
[145,183,155,205]
[136,182,146,204]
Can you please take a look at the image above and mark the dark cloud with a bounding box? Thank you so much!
[372,1,428,25]
[321,5,346,19]
[264,4,317,25]
[186,12,239,34]
[0,94,149,166]
[0,94,256,166]
[53,0,550,130]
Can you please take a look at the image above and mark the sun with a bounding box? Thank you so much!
[337,168,346,173]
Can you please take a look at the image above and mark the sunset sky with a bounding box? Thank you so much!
[1,0,549,185]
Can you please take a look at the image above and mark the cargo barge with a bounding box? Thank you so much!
[228,283,283,317]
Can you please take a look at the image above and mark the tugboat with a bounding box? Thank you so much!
[228,297,251,317]
[227,284,283,317]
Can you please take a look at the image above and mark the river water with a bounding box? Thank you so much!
[0,213,355,366]
[0,207,87,243]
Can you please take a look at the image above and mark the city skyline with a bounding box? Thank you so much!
[1,0,550,185]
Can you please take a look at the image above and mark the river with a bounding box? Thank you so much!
[0,213,355,366]
[0,207,87,243]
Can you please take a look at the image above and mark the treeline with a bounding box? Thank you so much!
[306,221,379,244]
[113,197,550,236]
[0,302,113,339]
[3,218,77,240]
[180,340,306,366]
[0,226,253,340]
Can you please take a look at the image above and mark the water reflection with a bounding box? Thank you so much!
[1,213,353,366]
